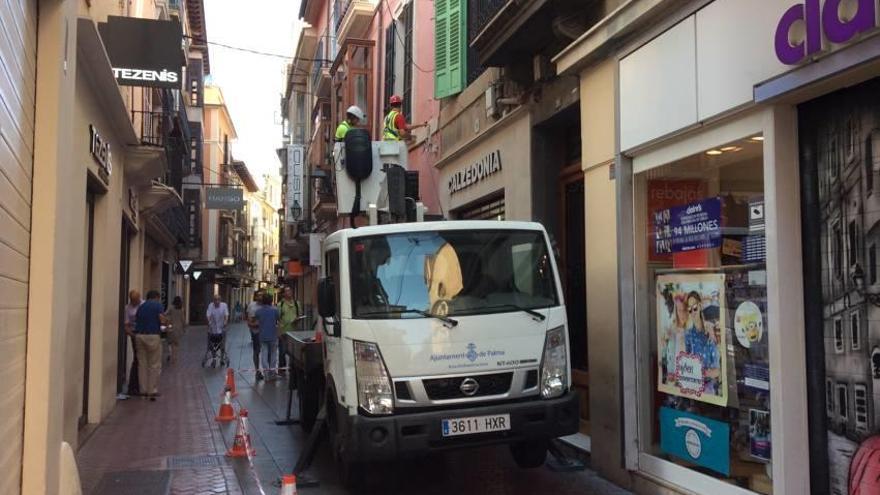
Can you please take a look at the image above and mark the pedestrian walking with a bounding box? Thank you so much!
[206,293,229,352]
[134,290,168,401]
[254,293,280,380]
[123,290,142,397]
[277,285,300,373]
[247,291,264,379]
[166,296,186,365]
[234,301,243,322]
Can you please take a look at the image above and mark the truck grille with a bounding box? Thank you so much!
[423,372,513,400]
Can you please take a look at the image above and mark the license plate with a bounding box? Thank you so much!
[441,414,511,437]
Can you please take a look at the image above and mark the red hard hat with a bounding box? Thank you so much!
[389,95,403,105]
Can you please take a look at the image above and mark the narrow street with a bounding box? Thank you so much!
[76,323,631,495]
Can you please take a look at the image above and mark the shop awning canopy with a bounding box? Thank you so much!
[139,180,183,216]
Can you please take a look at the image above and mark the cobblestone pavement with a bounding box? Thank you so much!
[77,323,633,495]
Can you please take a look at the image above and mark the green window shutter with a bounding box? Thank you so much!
[434,0,466,99]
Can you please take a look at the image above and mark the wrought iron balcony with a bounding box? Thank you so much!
[132,110,168,148]
[469,0,510,43]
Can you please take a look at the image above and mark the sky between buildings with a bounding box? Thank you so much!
[204,0,302,188]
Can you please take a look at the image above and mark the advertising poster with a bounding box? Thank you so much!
[653,197,723,255]
[647,180,707,262]
[749,409,771,461]
[657,272,728,407]
[660,407,731,476]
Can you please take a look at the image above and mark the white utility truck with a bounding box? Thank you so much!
[285,131,578,487]
[307,221,579,484]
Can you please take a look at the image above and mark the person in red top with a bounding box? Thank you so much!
[383,95,426,141]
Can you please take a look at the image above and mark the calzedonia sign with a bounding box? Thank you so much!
[775,0,879,65]
[448,150,502,195]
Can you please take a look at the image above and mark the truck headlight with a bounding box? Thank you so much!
[354,341,394,415]
[540,327,568,399]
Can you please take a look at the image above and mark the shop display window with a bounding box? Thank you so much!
[634,135,771,494]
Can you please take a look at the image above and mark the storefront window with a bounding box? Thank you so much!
[635,136,771,494]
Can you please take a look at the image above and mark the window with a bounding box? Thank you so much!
[826,379,835,417]
[834,318,844,353]
[849,220,859,267]
[402,1,414,117]
[854,384,868,431]
[188,58,203,107]
[434,0,466,98]
[635,136,773,492]
[838,384,849,420]
[833,224,843,279]
[384,23,396,107]
[851,311,861,350]
[870,244,877,285]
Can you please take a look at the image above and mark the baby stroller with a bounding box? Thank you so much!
[202,332,229,368]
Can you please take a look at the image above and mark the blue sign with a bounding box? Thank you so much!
[654,197,722,254]
[659,407,730,476]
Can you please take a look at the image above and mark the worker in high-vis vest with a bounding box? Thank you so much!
[335,105,366,142]
[383,95,426,141]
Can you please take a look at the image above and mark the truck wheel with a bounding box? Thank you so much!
[296,370,319,433]
[328,398,364,489]
[509,440,548,469]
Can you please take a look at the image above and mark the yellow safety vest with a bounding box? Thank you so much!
[335,120,352,142]
[383,110,401,141]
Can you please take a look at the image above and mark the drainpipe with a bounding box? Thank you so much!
[376,0,384,138]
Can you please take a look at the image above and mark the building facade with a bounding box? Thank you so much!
[1,0,208,492]
[553,0,880,494]
[279,0,443,317]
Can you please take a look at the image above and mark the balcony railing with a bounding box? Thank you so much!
[133,110,167,147]
[469,0,510,42]
[335,0,353,32]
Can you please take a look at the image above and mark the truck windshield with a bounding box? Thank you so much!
[349,229,558,319]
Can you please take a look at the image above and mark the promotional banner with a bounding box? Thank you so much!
[647,180,707,262]
[205,187,244,210]
[657,272,728,407]
[654,197,722,255]
[286,145,305,224]
[660,407,730,476]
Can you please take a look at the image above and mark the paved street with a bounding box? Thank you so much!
[76,323,632,495]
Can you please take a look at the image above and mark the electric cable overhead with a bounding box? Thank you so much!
[381,0,434,74]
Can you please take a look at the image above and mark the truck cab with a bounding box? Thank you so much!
[314,220,579,485]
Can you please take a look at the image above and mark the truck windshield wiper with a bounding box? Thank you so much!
[477,304,547,321]
[361,309,459,327]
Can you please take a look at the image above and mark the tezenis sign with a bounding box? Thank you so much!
[98,16,184,89]
[775,0,878,65]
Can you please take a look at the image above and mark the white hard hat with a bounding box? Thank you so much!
[346,105,366,122]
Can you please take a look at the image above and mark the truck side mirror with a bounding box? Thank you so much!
[317,278,336,319]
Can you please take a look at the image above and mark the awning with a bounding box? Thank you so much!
[139,180,183,216]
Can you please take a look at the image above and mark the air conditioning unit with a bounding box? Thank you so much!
[485,85,500,119]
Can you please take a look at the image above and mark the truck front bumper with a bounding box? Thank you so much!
[340,393,579,461]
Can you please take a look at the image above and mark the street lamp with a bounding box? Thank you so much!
[291,200,302,222]
[851,263,880,307]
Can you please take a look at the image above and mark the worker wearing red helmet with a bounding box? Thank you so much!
[383,95,425,141]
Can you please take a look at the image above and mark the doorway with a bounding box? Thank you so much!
[81,193,96,428]
[559,164,589,436]
[117,218,134,394]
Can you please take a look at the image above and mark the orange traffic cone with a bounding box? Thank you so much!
[224,368,238,397]
[279,474,297,495]
[227,408,256,458]
[215,388,235,422]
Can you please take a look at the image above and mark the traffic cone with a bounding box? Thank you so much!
[227,408,256,458]
[279,474,297,495]
[215,388,235,422]
[224,368,238,397]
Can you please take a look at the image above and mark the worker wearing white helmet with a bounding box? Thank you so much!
[335,105,366,142]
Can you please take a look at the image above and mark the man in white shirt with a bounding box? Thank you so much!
[206,294,229,335]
